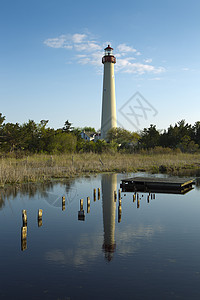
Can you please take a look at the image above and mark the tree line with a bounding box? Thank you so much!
[0,113,200,155]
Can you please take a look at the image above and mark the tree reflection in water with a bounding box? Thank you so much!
[0,179,75,210]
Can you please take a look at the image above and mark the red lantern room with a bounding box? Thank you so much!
[102,45,116,64]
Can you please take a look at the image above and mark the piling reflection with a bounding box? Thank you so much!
[62,196,65,211]
[38,209,43,227]
[21,209,28,251]
[78,198,85,221]
[21,227,27,251]
[102,174,117,262]
[87,197,90,213]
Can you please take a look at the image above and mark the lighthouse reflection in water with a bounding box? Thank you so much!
[102,174,117,261]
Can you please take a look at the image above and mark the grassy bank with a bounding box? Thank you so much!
[0,152,200,186]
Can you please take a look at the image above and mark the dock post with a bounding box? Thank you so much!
[21,226,27,251]
[87,197,90,213]
[118,189,121,200]
[133,194,136,202]
[137,199,140,209]
[78,199,85,221]
[118,196,122,222]
[78,210,85,221]
[38,209,43,219]
[62,196,65,211]
[38,209,43,227]
[114,191,117,202]
[80,199,83,211]
[93,188,96,202]
[118,204,122,223]
[98,188,100,200]
[21,226,27,240]
[22,209,27,226]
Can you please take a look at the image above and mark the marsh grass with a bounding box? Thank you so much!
[0,152,200,186]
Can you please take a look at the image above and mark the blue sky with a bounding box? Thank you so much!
[1,0,200,132]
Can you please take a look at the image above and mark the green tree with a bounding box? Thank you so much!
[0,113,6,149]
[62,120,73,133]
[52,132,77,153]
[0,113,5,126]
[160,120,193,150]
[82,126,96,132]
[139,124,160,149]
[192,121,200,146]
[20,120,39,152]
[107,127,140,149]
[1,122,21,152]
[71,127,82,141]
[94,139,109,153]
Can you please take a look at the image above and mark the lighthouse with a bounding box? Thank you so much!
[101,45,117,140]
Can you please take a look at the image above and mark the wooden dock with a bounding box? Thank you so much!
[120,177,195,194]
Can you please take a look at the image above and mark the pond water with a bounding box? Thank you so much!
[1,173,200,300]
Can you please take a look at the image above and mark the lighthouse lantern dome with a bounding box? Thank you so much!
[104,45,113,56]
[102,45,116,64]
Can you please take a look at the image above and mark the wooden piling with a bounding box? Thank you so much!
[21,238,27,251]
[118,205,122,223]
[21,225,27,251]
[114,191,117,202]
[38,209,43,219]
[62,196,66,211]
[118,189,121,200]
[87,197,90,213]
[80,199,83,211]
[137,199,140,209]
[98,188,100,200]
[37,209,43,226]
[22,209,27,226]
[93,189,96,201]
[21,226,27,240]
[78,210,85,221]
[133,194,136,202]
[38,218,42,227]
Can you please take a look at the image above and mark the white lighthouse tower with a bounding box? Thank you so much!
[101,45,117,140]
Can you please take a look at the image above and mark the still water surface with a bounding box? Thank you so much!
[1,173,200,299]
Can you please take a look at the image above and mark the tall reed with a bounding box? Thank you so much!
[0,152,200,186]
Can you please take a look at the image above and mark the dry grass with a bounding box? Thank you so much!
[0,152,200,186]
